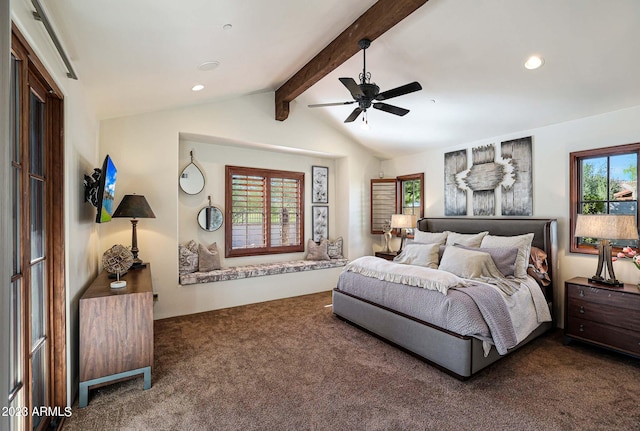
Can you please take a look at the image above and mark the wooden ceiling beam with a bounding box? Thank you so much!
[275,0,429,121]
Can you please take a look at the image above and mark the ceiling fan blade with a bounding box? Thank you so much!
[308,101,356,108]
[339,77,365,99]
[373,102,409,116]
[344,107,363,123]
[375,81,422,101]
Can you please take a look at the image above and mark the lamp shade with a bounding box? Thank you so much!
[390,214,417,229]
[574,214,637,240]
[113,195,156,219]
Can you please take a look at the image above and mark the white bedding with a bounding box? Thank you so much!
[341,256,552,356]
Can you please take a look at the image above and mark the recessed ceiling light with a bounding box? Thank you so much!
[223,24,233,30]
[191,84,205,92]
[198,61,220,71]
[524,55,544,70]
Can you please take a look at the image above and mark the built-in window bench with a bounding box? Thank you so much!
[179,258,348,285]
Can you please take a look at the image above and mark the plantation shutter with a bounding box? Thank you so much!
[270,177,302,247]
[230,173,267,249]
[226,166,305,257]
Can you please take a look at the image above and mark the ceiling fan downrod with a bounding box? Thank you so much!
[358,38,371,85]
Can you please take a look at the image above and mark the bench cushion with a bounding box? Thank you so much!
[179,258,348,285]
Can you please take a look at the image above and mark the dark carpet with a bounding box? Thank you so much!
[63,291,640,431]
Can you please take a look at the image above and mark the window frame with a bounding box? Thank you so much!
[225,165,305,258]
[370,173,424,235]
[569,142,640,255]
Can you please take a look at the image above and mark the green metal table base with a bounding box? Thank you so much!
[79,366,151,408]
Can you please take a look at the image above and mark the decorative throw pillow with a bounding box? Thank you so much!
[480,233,534,279]
[327,237,344,259]
[438,246,503,280]
[198,242,221,272]
[413,231,448,245]
[306,239,330,261]
[178,240,199,274]
[453,244,519,277]
[528,246,551,287]
[445,231,488,247]
[393,243,440,269]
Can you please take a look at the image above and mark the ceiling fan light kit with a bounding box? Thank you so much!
[309,38,422,123]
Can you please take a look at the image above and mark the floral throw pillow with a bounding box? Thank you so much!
[178,240,198,274]
[327,237,344,259]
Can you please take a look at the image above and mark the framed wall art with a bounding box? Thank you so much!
[312,205,328,243]
[312,165,328,204]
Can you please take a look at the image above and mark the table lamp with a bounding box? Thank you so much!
[113,194,156,268]
[391,214,417,254]
[574,214,638,287]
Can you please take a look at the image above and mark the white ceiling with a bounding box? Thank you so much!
[43,0,640,158]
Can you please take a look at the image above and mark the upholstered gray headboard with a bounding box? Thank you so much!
[417,217,558,300]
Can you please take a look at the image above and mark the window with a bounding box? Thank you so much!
[370,173,424,234]
[398,173,424,217]
[225,166,304,257]
[570,143,639,254]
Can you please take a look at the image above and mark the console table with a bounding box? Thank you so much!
[79,264,154,407]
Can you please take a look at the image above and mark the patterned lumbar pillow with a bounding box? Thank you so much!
[178,240,199,274]
[306,239,330,261]
[198,242,221,272]
[327,237,344,259]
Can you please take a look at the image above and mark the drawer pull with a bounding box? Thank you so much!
[579,306,585,314]
[579,289,585,297]
[579,324,584,332]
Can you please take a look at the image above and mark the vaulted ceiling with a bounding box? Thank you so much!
[41,0,640,158]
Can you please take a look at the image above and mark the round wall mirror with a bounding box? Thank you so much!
[179,151,205,195]
[198,204,223,232]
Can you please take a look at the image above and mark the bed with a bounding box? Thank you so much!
[332,217,558,380]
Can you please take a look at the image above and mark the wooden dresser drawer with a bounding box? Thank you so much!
[567,299,640,332]
[566,316,640,356]
[566,282,640,311]
[564,277,640,359]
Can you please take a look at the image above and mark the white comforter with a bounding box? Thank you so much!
[342,256,552,355]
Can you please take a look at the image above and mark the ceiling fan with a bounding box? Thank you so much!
[308,38,422,123]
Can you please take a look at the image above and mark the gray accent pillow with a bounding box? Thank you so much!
[453,244,519,277]
[393,243,440,268]
[306,239,330,261]
[198,242,221,272]
[480,233,534,279]
[438,245,503,279]
[327,237,344,259]
[413,231,448,245]
[179,240,199,274]
[445,231,489,247]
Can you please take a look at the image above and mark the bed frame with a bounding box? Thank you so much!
[332,217,558,380]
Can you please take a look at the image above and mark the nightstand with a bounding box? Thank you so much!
[375,251,398,261]
[564,277,640,358]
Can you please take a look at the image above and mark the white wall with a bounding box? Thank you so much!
[381,104,640,324]
[99,92,379,319]
[178,137,339,264]
[11,0,101,406]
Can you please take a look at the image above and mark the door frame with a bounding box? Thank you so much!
[11,23,66,426]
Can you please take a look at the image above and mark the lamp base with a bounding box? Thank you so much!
[130,260,147,270]
[587,276,624,287]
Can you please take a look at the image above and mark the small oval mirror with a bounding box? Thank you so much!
[198,206,223,231]
[179,152,205,195]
